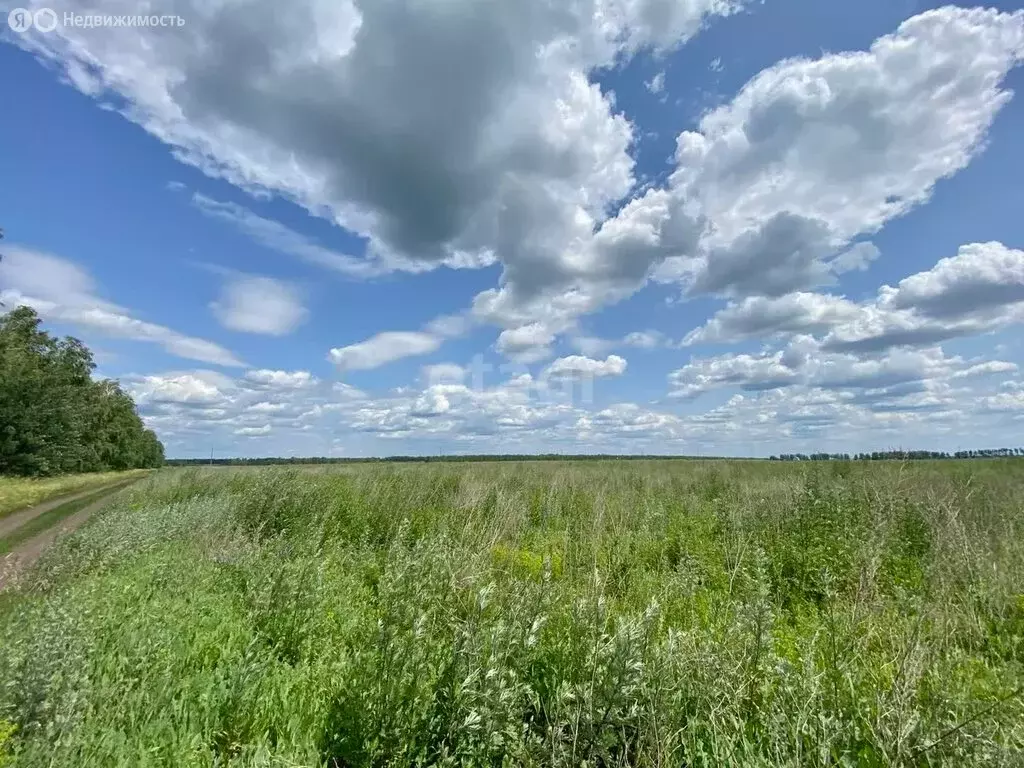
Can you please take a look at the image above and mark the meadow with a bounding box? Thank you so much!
[0,459,1022,766]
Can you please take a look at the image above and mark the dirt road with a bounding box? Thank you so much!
[0,481,133,540]
[0,481,136,590]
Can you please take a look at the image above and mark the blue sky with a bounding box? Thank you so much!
[1,0,1023,458]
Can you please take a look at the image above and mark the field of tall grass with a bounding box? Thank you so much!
[1,460,1022,766]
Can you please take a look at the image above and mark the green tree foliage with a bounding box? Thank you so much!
[770,449,1020,461]
[0,306,163,476]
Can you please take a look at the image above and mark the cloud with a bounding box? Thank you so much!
[580,403,684,439]
[15,4,1020,353]
[191,194,382,278]
[9,0,754,345]
[130,371,232,406]
[572,329,669,356]
[422,363,466,386]
[247,401,289,414]
[813,347,956,391]
[684,242,1024,352]
[244,369,317,389]
[688,213,836,298]
[570,336,614,357]
[823,242,1024,352]
[544,354,627,379]
[951,361,1018,380]
[127,358,631,452]
[622,330,668,349]
[614,0,746,53]
[479,6,1024,334]
[410,389,452,418]
[496,323,556,364]
[192,194,500,277]
[669,338,1016,399]
[327,311,472,372]
[645,70,666,94]
[10,2,1024,459]
[126,367,353,448]
[684,292,861,345]
[669,350,802,398]
[880,241,1024,318]
[423,313,474,339]
[657,7,1024,298]
[821,305,1008,353]
[981,391,1024,412]
[329,331,442,371]
[211,274,308,336]
[0,246,243,367]
[14,1,733,283]
[128,355,1020,458]
[831,242,881,274]
[340,376,583,441]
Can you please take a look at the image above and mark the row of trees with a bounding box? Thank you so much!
[771,449,1024,461]
[169,450,1024,467]
[164,454,734,466]
[0,306,164,476]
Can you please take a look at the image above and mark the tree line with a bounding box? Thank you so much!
[165,454,732,467]
[771,449,1023,461]
[167,450,1024,467]
[0,306,164,476]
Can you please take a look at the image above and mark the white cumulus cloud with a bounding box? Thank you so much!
[329,331,442,371]
[0,246,243,367]
[211,274,308,336]
[544,354,628,379]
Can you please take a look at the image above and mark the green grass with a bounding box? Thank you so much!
[1,460,1022,766]
[0,482,133,555]
[0,470,150,520]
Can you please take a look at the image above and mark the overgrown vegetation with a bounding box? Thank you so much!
[1,459,1022,766]
[0,306,164,477]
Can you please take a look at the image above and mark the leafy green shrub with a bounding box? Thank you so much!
[0,720,15,767]
[763,482,867,608]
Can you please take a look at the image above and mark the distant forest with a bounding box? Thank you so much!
[772,450,1024,461]
[165,455,725,466]
[166,450,1024,466]
[0,305,164,476]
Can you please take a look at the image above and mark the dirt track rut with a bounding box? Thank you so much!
[0,482,136,590]
[0,482,130,540]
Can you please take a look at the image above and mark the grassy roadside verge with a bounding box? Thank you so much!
[0,470,149,520]
[0,482,133,555]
